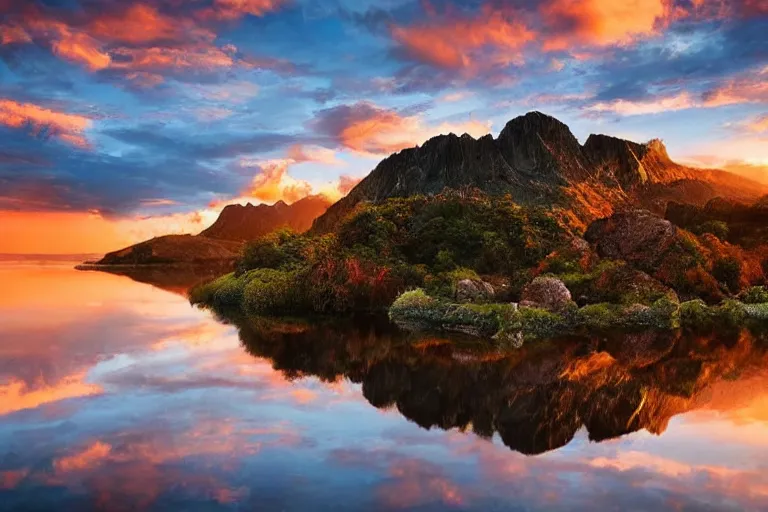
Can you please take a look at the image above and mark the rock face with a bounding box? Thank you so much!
[585,210,678,269]
[455,279,495,303]
[311,111,767,233]
[202,195,331,241]
[95,195,331,265]
[520,277,573,312]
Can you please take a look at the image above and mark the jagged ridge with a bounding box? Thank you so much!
[313,111,767,233]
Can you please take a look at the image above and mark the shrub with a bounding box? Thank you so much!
[715,299,746,327]
[389,289,447,326]
[743,303,768,320]
[189,273,244,310]
[693,221,729,240]
[712,257,742,294]
[680,300,715,330]
[424,267,481,298]
[739,286,768,304]
[503,307,569,342]
[576,303,623,330]
[237,229,307,275]
[243,269,301,314]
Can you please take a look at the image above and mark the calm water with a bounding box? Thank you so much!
[1,260,768,511]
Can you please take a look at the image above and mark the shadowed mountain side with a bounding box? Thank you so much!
[312,112,767,233]
[90,195,331,266]
[234,315,768,456]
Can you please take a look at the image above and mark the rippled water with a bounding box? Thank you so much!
[1,260,768,511]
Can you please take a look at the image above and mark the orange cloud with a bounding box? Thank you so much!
[241,159,313,203]
[392,7,534,71]
[0,372,103,416]
[324,102,492,156]
[51,31,111,70]
[111,45,235,72]
[586,91,695,116]
[205,0,289,20]
[54,442,112,472]
[745,114,768,134]
[703,67,768,107]
[541,0,667,50]
[22,18,111,70]
[287,144,339,165]
[0,24,31,44]
[0,98,92,147]
[88,4,214,45]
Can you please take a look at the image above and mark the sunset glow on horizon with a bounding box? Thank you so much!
[1,0,766,253]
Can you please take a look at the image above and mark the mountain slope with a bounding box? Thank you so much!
[312,111,767,233]
[92,195,331,265]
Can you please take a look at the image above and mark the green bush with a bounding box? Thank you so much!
[712,257,742,293]
[424,267,481,298]
[189,273,244,310]
[743,303,768,320]
[693,221,729,240]
[715,299,746,327]
[740,286,768,304]
[237,229,308,275]
[576,303,622,330]
[503,307,569,342]
[243,269,301,314]
[680,300,715,330]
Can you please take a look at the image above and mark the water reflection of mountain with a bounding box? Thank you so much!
[76,265,226,296]
[235,316,768,456]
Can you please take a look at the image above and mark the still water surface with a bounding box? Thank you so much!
[1,259,768,511]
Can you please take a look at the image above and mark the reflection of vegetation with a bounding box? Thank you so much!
[233,314,768,456]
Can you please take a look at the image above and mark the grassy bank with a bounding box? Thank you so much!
[388,288,768,346]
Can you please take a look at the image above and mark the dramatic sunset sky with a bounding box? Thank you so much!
[0,0,766,253]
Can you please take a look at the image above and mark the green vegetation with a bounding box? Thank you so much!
[389,284,768,346]
[740,286,768,305]
[189,190,768,348]
[692,220,729,240]
[192,191,567,315]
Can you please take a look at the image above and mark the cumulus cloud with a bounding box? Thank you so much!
[313,101,492,156]
[241,159,313,203]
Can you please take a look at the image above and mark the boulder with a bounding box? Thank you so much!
[455,279,495,303]
[520,277,573,312]
[585,210,678,270]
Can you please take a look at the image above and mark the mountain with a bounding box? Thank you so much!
[201,195,331,241]
[90,195,331,266]
[312,111,767,233]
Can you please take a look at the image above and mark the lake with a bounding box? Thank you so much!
[1,259,767,511]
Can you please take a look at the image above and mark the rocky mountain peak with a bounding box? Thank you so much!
[311,111,768,234]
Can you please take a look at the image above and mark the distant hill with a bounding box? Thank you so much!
[312,111,767,233]
[91,195,331,266]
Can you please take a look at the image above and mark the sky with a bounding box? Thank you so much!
[0,0,766,253]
